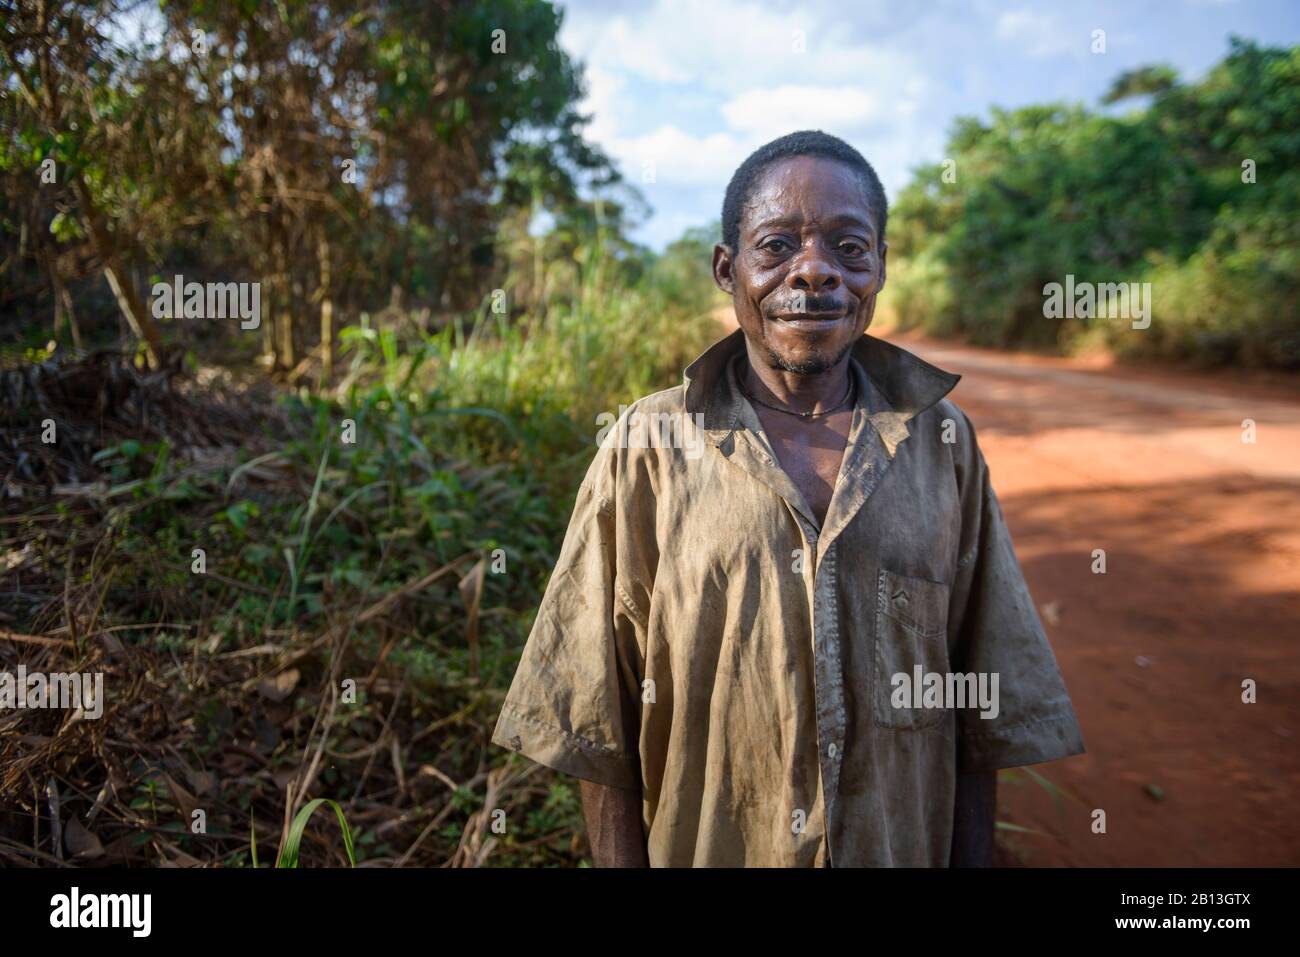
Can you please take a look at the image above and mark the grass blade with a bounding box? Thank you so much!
[277,798,357,868]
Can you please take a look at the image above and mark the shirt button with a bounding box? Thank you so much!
[828,743,838,759]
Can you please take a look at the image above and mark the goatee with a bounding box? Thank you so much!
[765,337,857,376]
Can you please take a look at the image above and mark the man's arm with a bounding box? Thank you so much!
[949,769,996,867]
[579,779,649,867]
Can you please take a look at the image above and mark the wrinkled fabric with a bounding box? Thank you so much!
[492,330,1085,867]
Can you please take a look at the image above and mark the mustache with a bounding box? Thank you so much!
[766,294,845,316]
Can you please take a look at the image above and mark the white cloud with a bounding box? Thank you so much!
[721,86,884,137]
[558,0,941,247]
[995,9,1080,60]
[563,0,807,90]
[561,0,922,94]
[603,126,745,187]
[577,63,624,143]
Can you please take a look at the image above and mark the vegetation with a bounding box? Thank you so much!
[0,3,1292,868]
[884,38,1300,369]
[1,0,636,368]
[0,228,719,867]
[0,0,721,867]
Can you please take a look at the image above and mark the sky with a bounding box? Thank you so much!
[555,0,1300,250]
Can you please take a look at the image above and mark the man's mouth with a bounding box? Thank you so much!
[769,312,850,331]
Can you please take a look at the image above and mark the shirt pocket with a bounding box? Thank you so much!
[873,568,952,731]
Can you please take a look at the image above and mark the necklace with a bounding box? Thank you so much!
[741,374,855,419]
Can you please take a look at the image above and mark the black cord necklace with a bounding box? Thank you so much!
[741,374,855,419]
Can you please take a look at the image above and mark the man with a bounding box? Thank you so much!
[492,130,1085,867]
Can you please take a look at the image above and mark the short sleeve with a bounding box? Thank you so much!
[946,411,1086,772]
[490,457,645,789]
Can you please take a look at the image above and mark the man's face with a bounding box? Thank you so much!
[714,155,887,375]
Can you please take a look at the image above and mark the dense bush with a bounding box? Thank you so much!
[0,240,720,867]
[883,39,1300,369]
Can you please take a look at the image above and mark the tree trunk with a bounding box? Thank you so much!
[41,243,83,350]
[272,222,295,371]
[318,231,333,388]
[71,174,162,365]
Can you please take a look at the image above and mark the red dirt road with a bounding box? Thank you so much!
[893,333,1300,866]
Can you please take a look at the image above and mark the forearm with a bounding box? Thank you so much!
[579,778,649,867]
[950,769,996,867]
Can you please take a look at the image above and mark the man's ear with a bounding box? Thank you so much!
[712,243,736,295]
[878,239,888,291]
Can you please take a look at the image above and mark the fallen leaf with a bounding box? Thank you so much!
[159,771,199,820]
[64,817,105,860]
[98,631,125,655]
[258,668,300,702]
[185,769,218,798]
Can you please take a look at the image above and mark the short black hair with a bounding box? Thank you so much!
[720,130,887,251]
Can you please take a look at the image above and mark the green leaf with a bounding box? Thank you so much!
[276,798,356,868]
[995,821,1044,836]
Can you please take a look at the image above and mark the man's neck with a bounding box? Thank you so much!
[741,341,854,416]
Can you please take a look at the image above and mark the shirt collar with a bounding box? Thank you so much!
[683,328,962,441]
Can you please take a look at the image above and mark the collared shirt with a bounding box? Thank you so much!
[492,330,1085,867]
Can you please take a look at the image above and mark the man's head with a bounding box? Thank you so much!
[714,130,888,376]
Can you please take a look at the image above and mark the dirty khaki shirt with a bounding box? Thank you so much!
[492,330,1085,867]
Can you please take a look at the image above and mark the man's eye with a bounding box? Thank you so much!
[839,240,867,256]
[761,239,791,254]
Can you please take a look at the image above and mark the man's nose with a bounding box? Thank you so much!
[786,244,841,292]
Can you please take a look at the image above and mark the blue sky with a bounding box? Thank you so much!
[555,0,1300,250]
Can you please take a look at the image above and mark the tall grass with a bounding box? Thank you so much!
[2,229,723,868]
[332,245,721,483]
[265,240,719,865]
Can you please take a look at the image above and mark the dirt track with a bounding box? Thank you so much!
[893,333,1300,866]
